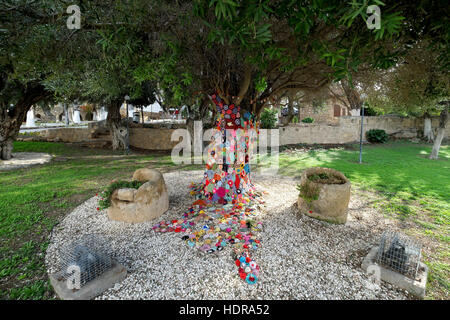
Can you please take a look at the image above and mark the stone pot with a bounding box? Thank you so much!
[107,168,169,223]
[297,167,351,224]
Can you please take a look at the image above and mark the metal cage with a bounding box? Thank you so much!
[56,234,113,288]
[376,230,422,280]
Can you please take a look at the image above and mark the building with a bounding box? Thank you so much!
[281,96,359,125]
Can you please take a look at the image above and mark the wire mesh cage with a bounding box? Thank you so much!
[376,230,422,280]
[56,234,113,289]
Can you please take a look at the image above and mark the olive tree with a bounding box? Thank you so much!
[363,42,449,159]
[130,0,409,201]
[0,0,62,159]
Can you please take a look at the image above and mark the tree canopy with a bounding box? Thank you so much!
[362,40,449,116]
[133,0,410,115]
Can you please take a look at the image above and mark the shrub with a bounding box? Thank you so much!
[296,181,319,203]
[308,172,345,184]
[366,129,389,143]
[291,116,299,123]
[97,180,144,210]
[260,107,278,129]
[301,117,314,123]
[308,173,329,181]
[363,106,380,116]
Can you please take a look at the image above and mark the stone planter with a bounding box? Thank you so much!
[107,168,169,223]
[297,167,351,224]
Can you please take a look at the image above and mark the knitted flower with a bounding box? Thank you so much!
[246,273,257,284]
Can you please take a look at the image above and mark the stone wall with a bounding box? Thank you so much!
[33,115,448,149]
[129,128,181,150]
[42,128,92,142]
[296,96,349,124]
[278,115,449,145]
[297,103,335,124]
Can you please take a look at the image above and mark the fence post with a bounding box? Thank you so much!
[359,104,364,164]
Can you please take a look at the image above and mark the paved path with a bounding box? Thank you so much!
[0,152,52,171]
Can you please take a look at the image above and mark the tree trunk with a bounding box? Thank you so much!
[41,102,55,121]
[186,98,213,147]
[430,102,448,160]
[341,79,363,111]
[429,106,448,160]
[0,83,49,160]
[0,105,21,160]
[281,94,295,125]
[107,99,127,150]
[186,116,195,142]
[0,133,14,160]
[63,103,70,125]
[199,93,258,204]
[423,115,434,142]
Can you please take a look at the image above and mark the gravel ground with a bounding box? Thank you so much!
[45,170,410,300]
[0,152,52,171]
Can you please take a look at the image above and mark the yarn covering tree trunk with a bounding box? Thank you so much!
[198,93,259,204]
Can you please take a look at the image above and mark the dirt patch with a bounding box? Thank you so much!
[0,152,52,171]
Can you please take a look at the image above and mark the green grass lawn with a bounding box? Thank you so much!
[0,140,448,299]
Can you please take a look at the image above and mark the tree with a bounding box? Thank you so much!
[0,0,165,154]
[358,0,449,158]
[129,0,409,202]
[103,0,450,200]
[329,79,363,114]
[0,0,127,157]
[129,81,158,124]
[41,1,162,150]
[278,91,297,125]
[0,0,409,162]
[430,102,449,159]
[140,1,407,113]
[363,41,449,159]
[0,0,63,159]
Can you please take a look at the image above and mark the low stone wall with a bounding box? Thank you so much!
[33,115,448,149]
[129,128,180,150]
[42,128,92,142]
[34,126,182,150]
[279,115,448,145]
